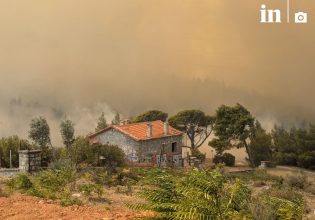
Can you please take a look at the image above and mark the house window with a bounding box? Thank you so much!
[172,142,177,153]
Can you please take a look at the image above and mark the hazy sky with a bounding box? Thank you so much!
[0,0,314,145]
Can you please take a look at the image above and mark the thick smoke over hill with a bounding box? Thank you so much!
[0,0,314,145]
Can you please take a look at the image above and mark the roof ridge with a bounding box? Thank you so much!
[116,120,163,127]
[89,120,183,141]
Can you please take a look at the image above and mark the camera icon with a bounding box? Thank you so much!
[295,12,308,23]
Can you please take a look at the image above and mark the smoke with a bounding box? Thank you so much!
[0,0,314,144]
[0,96,115,145]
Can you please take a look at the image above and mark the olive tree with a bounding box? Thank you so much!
[60,119,75,149]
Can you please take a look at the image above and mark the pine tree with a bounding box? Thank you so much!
[111,112,120,125]
[95,112,108,131]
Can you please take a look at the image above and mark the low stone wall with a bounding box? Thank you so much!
[0,168,20,177]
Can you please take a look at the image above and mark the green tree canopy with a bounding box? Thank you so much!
[60,119,75,149]
[248,121,272,167]
[271,125,296,154]
[271,124,315,167]
[0,136,31,168]
[29,116,51,148]
[69,136,94,165]
[169,110,215,150]
[133,110,168,123]
[95,112,108,131]
[95,144,125,168]
[209,104,255,167]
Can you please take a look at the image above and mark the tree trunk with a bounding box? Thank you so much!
[244,141,255,168]
[190,141,195,151]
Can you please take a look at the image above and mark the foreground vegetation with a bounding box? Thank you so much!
[1,104,315,219]
[2,164,315,219]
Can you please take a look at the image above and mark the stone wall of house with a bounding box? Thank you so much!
[92,128,183,166]
[139,135,183,166]
[138,135,183,157]
[94,128,140,161]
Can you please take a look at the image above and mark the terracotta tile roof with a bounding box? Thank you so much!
[89,120,182,141]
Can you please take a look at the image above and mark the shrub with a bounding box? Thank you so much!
[23,166,77,201]
[5,173,32,192]
[91,167,140,187]
[213,153,235,166]
[297,151,315,169]
[35,166,76,192]
[251,188,305,220]
[285,173,307,189]
[69,136,95,165]
[5,166,86,206]
[78,183,104,197]
[267,197,304,220]
[266,187,304,203]
[249,197,274,220]
[95,144,126,168]
[15,173,33,191]
[191,149,206,162]
[273,152,297,166]
[129,168,251,219]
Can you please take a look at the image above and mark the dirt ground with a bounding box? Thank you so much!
[0,193,151,220]
[0,175,152,220]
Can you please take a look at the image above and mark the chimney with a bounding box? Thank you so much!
[164,122,169,135]
[147,123,152,138]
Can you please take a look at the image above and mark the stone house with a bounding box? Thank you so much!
[88,120,183,166]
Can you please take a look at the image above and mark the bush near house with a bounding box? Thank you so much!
[213,153,235,166]
[191,149,206,162]
[95,144,125,168]
[59,136,126,169]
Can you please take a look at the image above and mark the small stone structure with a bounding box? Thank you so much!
[19,150,42,172]
[259,161,276,169]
